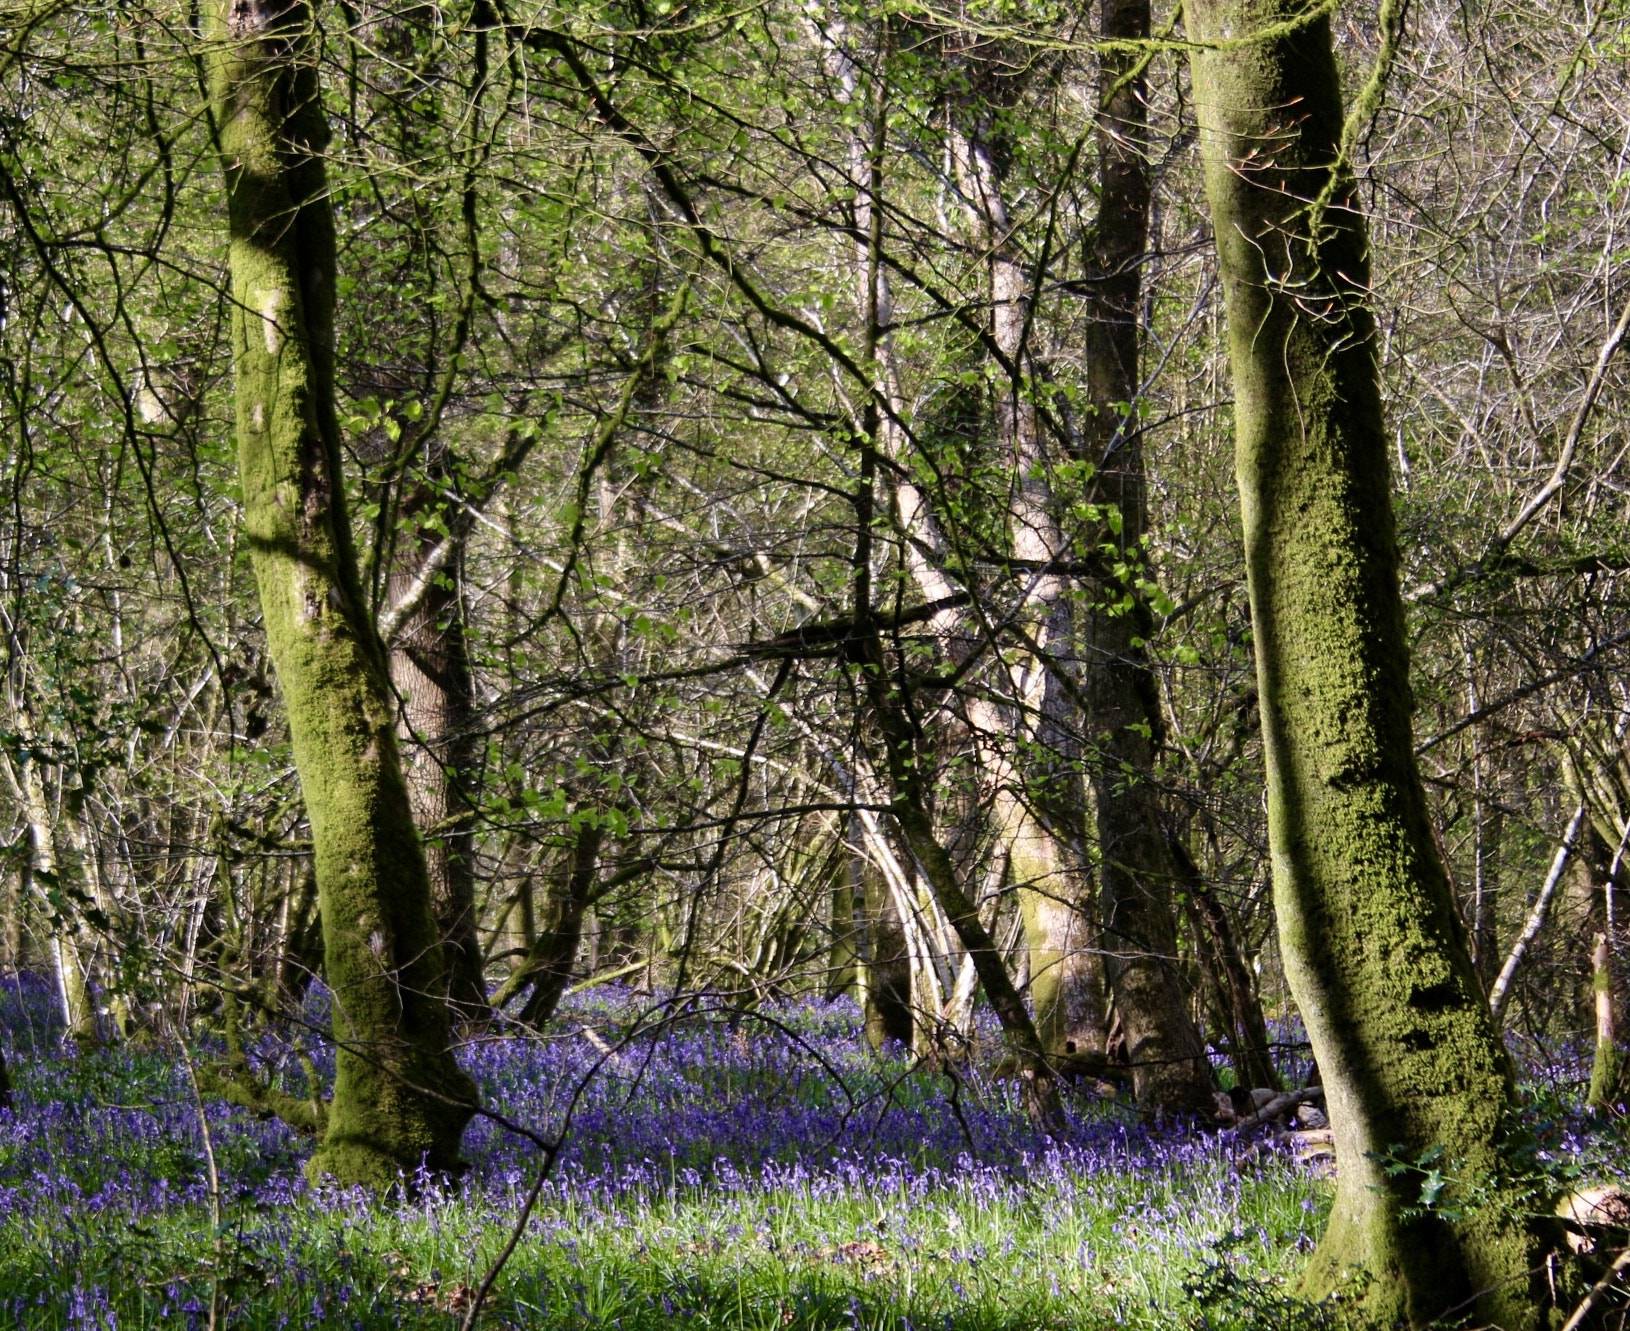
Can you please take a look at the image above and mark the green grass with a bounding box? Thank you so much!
[0,987,1335,1329]
[0,1112,1329,1329]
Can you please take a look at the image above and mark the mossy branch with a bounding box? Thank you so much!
[196,995,329,1137]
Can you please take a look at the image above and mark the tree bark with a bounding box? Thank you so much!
[858,857,915,1049]
[1588,931,1622,1110]
[861,640,1063,1125]
[828,862,861,1001]
[14,754,97,1045]
[208,0,475,1187]
[951,121,1109,1066]
[1079,0,1213,1114]
[1,874,18,974]
[1185,1,1544,1320]
[387,529,489,1022]
[1563,813,1626,1110]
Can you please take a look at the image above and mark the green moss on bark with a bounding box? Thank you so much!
[1185,1,1545,1323]
[208,0,475,1188]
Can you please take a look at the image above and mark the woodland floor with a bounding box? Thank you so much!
[0,975,1617,1330]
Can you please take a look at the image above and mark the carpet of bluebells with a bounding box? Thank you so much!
[0,970,1596,1330]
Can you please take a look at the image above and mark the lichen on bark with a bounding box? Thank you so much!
[207,0,475,1188]
[1185,0,1546,1321]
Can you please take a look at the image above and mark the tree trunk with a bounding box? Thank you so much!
[61,804,133,1039]
[387,531,489,1022]
[1564,814,1626,1110]
[16,756,97,1045]
[1018,856,1107,1061]
[1464,647,1500,984]
[1185,2,1544,1320]
[207,0,475,1187]
[828,865,860,1001]
[1588,931,1622,1111]
[859,857,915,1049]
[1079,0,1213,1115]
[861,642,1063,1124]
[821,840,860,997]
[951,122,1109,1066]
[1,873,19,974]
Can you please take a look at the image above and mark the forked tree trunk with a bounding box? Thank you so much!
[1186,2,1543,1321]
[208,0,475,1187]
[494,822,604,1027]
[1079,0,1213,1114]
[861,641,1063,1125]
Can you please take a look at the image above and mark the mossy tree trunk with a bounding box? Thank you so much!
[1186,2,1544,1321]
[828,855,860,1001]
[1587,931,1622,1110]
[1080,0,1213,1115]
[207,0,475,1187]
[1018,860,1107,1061]
[1,876,19,974]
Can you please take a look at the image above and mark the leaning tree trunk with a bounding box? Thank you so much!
[494,821,604,1027]
[1079,0,1213,1114]
[207,0,475,1187]
[1186,2,1544,1322]
[861,637,1064,1126]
